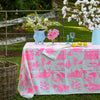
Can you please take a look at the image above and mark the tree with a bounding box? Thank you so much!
[0,0,53,19]
[62,0,100,31]
[0,0,52,10]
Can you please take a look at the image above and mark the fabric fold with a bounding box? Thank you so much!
[42,44,70,60]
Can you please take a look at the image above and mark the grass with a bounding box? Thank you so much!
[0,19,95,100]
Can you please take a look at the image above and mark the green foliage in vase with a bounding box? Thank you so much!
[24,11,61,32]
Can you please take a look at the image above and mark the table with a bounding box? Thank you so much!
[18,42,100,98]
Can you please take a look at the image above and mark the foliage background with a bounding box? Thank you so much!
[0,0,53,19]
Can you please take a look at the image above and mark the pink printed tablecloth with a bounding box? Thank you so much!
[18,42,100,98]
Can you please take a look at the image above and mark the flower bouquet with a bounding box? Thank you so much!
[24,11,60,31]
[24,12,61,44]
[47,29,59,44]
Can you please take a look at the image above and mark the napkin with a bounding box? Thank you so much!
[42,44,70,60]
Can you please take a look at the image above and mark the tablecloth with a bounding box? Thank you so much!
[18,42,100,98]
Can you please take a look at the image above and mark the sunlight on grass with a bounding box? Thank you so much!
[64,26,90,32]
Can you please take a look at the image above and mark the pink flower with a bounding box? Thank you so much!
[52,29,59,38]
[48,29,52,33]
[47,32,55,40]
[47,29,59,41]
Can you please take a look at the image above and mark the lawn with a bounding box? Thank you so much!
[1,20,96,100]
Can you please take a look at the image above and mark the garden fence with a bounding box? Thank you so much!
[0,7,66,57]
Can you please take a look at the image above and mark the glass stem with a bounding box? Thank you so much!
[67,40,69,44]
[72,38,73,43]
[52,39,54,44]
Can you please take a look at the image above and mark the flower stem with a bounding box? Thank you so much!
[52,39,54,44]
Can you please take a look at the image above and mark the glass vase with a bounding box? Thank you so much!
[52,39,55,45]
[92,29,100,45]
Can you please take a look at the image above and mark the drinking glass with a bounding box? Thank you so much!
[67,35,70,45]
[70,32,75,43]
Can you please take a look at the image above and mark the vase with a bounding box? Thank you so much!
[52,39,55,45]
[33,30,45,44]
[92,29,100,45]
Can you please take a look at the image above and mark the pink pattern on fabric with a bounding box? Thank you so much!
[30,73,33,78]
[51,71,56,81]
[20,67,24,71]
[89,62,97,65]
[21,54,25,64]
[54,72,65,82]
[25,74,28,81]
[85,77,92,82]
[35,70,51,79]
[78,60,83,64]
[21,80,25,86]
[40,81,50,90]
[88,72,97,79]
[28,62,32,71]
[35,48,44,56]
[65,61,71,69]
[27,88,34,93]
[21,92,26,95]
[73,57,78,66]
[32,86,38,92]
[39,48,45,52]
[84,83,100,91]
[41,57,45,66]
[21,79,28,87]
[18,43,100,97]
[71,81,81,90]
[56,50,66,60]
[45,48,54,55]
[57,72,65,78]
[88,62,99,70]
[46,60,51,65]
[68,48,83,56]
[85,72,97,82]
[25,50,34,60]
[67,68,83,78]
[83,70,87,80]
[97,62,100,66]
[25,68,29,75]
[35,50,40,56]
[33,61,39,69]
[53,83,69,92]
[56,62,65,71]
[55,66,65,71]
[84,50,99,60]
[57,62,64,66]
[84,72,97,82]
[19,74,22,80]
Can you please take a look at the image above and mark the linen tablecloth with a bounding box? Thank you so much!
[18,42,100,98]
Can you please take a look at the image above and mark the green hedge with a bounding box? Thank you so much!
[68,0,77,3]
